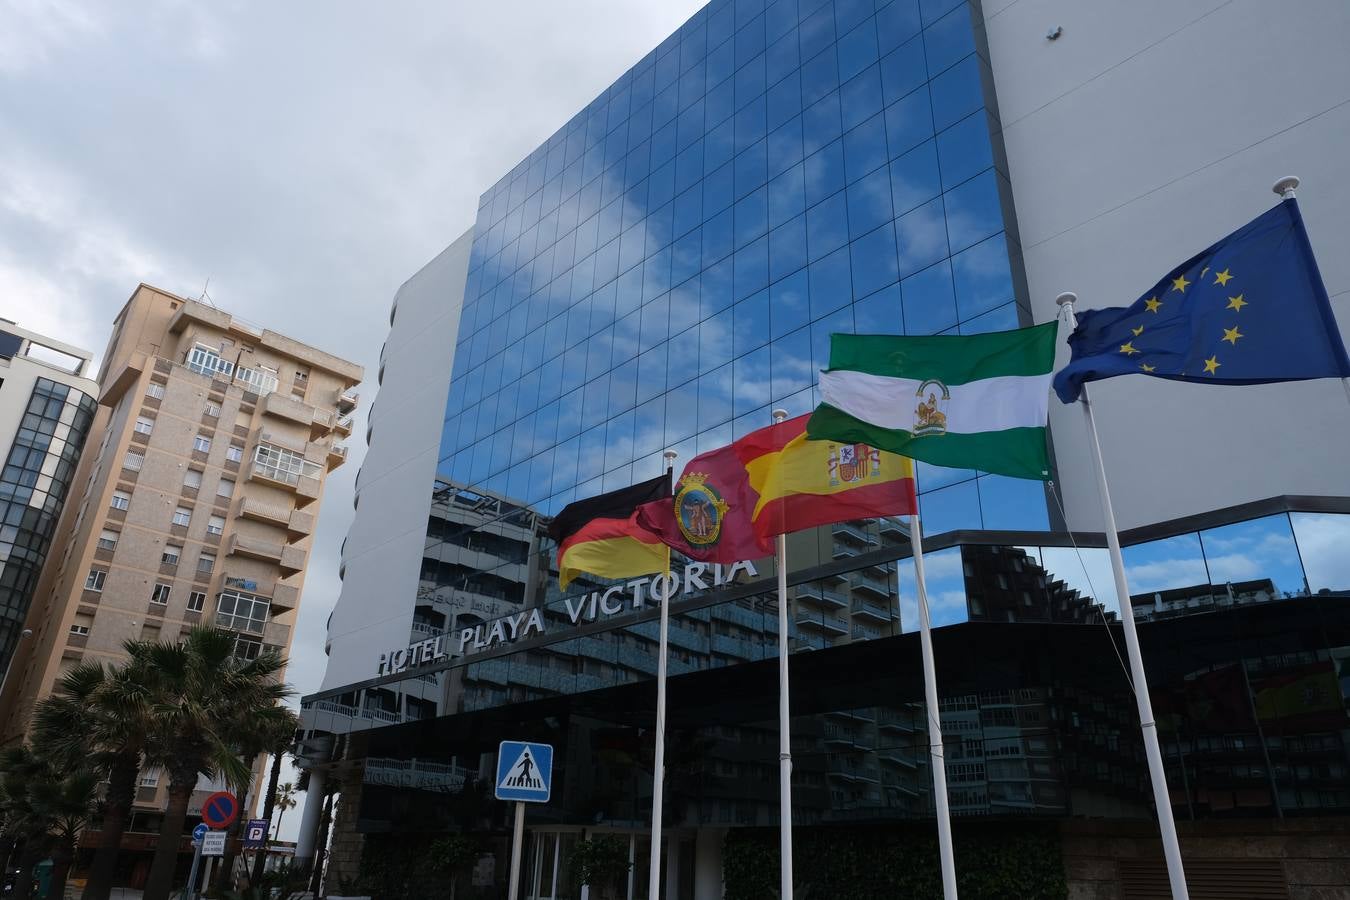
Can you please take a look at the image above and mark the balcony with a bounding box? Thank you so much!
[249,461,321,507]
[238,496,291,529]
[327,443,348,470]
[796,583,848,608]
[833,521,878,547]
[851,598,892,622]
[264,621,292,647]
[261,391,311,427]
[287,509,314,540]
[796,609,848,635]
[226,533,285,564]
[337,388,359,414]
[279,545,306,577]
[270,582,300,611]
[310,407,334,438]
[849,570,892,599]
[334,415,353,437]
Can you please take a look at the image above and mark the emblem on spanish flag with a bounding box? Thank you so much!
[738,414,917,541]
[548,473,672,590]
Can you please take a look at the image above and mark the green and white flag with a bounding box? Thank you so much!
[807,323,1058,480]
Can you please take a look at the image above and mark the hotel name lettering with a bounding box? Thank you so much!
[376,560,758,676]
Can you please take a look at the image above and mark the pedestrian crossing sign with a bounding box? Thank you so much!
[495,741,553,803]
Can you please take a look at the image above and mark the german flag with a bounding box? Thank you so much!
[548,473,672,590]
[738,414,917,541]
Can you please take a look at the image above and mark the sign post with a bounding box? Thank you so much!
[495,741,553,900]
[181,825,209,900]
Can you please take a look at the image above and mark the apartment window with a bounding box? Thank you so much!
[187,590,207,612]
[187,343,233,378]
[97,529,119,551]
[145,382,165,399]
[110,491,131,511]
[150,583,171,605]
[206,515,225,536]
[123,450,145,471]
[134,416,154,435]
[216,478,235,498]
[193,434,211,453]
[254,443,321,485]
[162,544,182,566]
[85,569,106,592]
[226,444,244,463]
[216,589,269,635]
[70,624,90,637]
[235,365,279,396]
[172,506,192,527]
[197,552,215,574]
[183,468,203,489]
[139,768,160,788]
[204,401,221,418]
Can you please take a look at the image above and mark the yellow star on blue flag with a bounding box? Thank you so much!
[1054,198,1350,402]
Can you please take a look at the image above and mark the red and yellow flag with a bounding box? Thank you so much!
[737,414,917,541]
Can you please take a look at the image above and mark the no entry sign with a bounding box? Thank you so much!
[201,791,240,829]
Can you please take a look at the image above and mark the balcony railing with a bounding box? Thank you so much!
[338,389,359,413]
[796,610,848,634]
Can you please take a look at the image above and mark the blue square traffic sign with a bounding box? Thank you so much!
[495,741,553,803]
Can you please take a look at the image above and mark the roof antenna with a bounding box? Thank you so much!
[198,277,216,308]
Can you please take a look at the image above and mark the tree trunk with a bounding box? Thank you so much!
[48,835,75,900]
[140,772,195,900]
[82,751,140,900]
[250,751,284,885]
[306,792,334,897]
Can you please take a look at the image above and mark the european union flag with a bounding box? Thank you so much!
[1054,198,1350,403]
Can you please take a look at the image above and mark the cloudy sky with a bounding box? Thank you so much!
[2,0,711,695]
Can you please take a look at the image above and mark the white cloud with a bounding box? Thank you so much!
[0,0,103,75]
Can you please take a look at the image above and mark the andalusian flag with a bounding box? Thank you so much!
[549,474,671,590]
[738,414,916,541]
[807,323,1057,480]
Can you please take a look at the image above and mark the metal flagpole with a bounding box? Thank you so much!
[771,409,794,900]
[908,512,958,900]
[1057,292,1189,900]
[1271,176,1350,409]
[647,449,678,900]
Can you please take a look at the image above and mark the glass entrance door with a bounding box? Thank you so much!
[523,829,694,900]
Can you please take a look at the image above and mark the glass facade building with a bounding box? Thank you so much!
[440,0,1046,535]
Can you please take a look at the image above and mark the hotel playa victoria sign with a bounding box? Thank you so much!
[376,559,759,676]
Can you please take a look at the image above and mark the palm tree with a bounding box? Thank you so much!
[211,710,298,893]
[0,744,100,900]
[30,657,151,900]
[136,628,293,900]
[271,782,298,839]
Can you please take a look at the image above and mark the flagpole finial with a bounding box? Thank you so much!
[662,449,678,465]
[1272,176,1299,198]
[1055,292,1078,330]
[771,408,788,423]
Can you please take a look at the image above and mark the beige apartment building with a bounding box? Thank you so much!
[0,285,361,826]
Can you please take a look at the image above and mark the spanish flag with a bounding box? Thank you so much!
[738,414,917,541]
[548,473,672,590]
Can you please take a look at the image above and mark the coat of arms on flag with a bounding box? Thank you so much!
[828,443,881,486]
[675,473,728,546]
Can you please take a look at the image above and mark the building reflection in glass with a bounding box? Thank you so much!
[304,495,1350,830]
